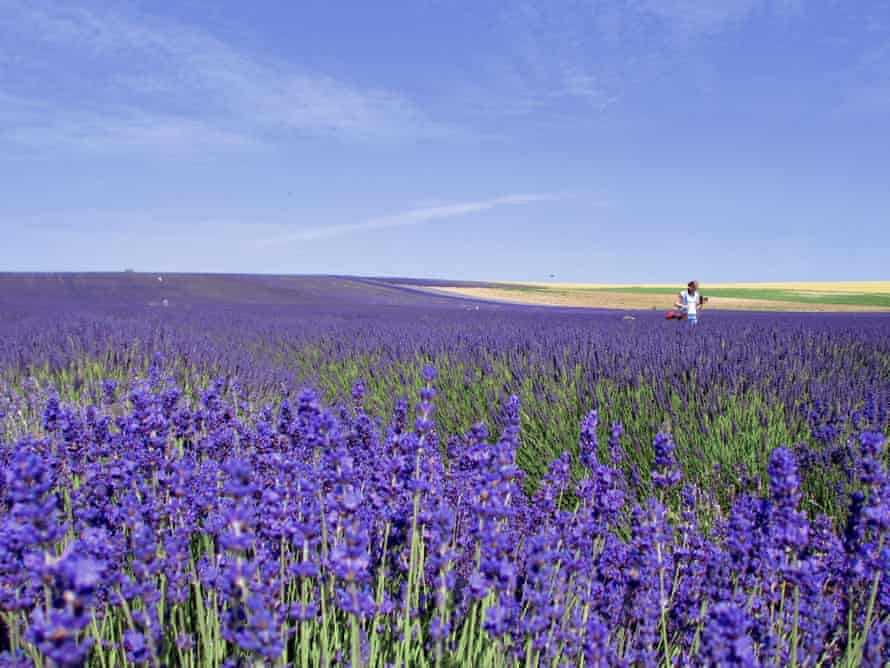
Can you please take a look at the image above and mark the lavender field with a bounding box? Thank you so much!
[1,273,889,667]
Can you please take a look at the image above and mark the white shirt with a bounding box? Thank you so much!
[680,290,699,315]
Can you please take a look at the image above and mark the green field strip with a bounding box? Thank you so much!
[502,284,890,307]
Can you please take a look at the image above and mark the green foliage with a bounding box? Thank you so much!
[4,341,848,520]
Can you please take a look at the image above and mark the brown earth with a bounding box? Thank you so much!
[410,286,890,313]
[508,280,890,293]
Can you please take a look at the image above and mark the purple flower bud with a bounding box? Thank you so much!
[652,432,682,490]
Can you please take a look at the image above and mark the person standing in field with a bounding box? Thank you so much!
[675,280,706,324]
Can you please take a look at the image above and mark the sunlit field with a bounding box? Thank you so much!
[512,281,890,293]
[1,274,889,666]
[415,280,890,312]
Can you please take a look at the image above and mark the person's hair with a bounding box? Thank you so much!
[688,280,697,288]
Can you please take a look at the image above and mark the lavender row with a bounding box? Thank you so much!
[1,281,887,497]
[1,364,889,666]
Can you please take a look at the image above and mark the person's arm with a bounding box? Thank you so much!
[675,292,685,309]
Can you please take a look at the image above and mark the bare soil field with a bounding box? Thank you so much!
[508,281,890,293]
[412,284,890,312]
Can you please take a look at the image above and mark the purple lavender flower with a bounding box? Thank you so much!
[652,431,682,490]
[123,630,150,664]
[24,550,104,668]
[26,608,95,667]
[579,410,599,471]
[699,603,757,667]
[608,420,624,468]
[768,447,801,508]
[1,278,888,667]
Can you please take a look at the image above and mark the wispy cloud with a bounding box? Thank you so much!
[629,0,806,35]
[6,193,578,249]
[629,0,762,35]
[259,193,572,245]
[463,0,803,123]
[0,0,453,154]
[0,93,261,154]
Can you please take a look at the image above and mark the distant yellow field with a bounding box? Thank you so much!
[420,280,890,312]
[507,281,890,293]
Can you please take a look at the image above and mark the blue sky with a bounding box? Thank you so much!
[1,0,888,282]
